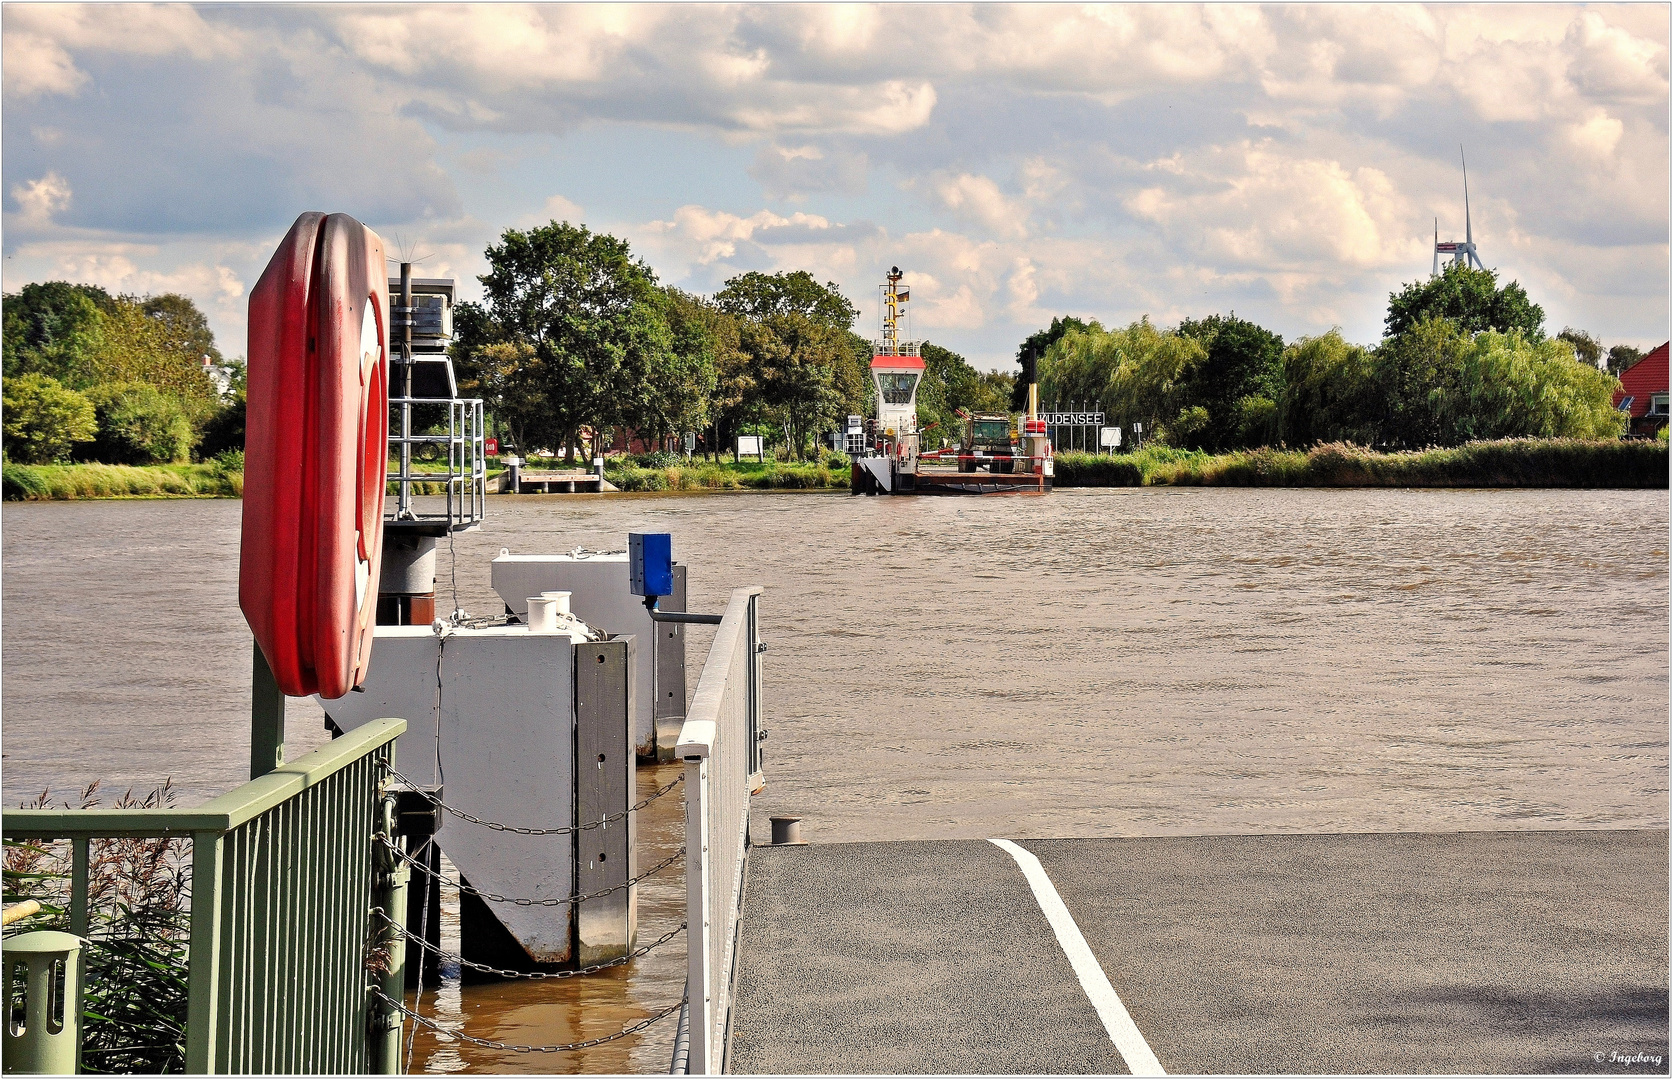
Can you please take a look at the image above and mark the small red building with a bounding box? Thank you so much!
[1613,342,1668,437]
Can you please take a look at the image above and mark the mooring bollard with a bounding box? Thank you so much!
[3,930,86,1075]
[769,816,804,846]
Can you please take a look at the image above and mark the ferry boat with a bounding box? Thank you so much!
[849,267,1053,495]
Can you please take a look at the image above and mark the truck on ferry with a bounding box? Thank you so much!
[849,267,1053,495]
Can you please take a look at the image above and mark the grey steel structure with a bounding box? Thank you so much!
[386,266,486,536]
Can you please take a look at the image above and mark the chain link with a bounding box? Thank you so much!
[373,910,685,980]
[372,987,684,1053]
[377,837,684,907]
[382,765,682,835]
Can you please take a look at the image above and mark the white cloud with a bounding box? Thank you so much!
[928,173,1030,239]
[10,172,72,227]
[645,205,834,265]
[1,3,1666,357]
[1124,144,1421,272]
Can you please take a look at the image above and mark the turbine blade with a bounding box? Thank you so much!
[1462,146,1473,246]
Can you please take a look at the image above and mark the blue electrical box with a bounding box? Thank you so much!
[628,532,674,598]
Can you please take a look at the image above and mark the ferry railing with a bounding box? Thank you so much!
[2,717,408,1075]
[386,395,486,532]
[676,587,763,1076]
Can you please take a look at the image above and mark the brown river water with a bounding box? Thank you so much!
[3,487,1668,1071]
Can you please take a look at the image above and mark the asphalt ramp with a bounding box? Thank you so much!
[725,830,1669,1075]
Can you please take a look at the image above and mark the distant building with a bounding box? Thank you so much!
[1612,342,1669,437]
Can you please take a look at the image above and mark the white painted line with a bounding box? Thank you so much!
[990,838,1166,1076]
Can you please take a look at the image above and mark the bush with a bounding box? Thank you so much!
[82,382,194,465]
[1052,452,1142,486]
[2,373,97,463]
[196,396,245,460]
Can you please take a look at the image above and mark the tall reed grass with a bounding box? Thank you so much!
[4,781,191,1073]
[1053,438,1668,489]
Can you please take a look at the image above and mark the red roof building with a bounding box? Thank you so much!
[1613,342,1669,437]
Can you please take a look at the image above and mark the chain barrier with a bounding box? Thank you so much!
[382,765,682,835]
[376,836,684,907]
[372,909,685,980]
[372,987,685,1053]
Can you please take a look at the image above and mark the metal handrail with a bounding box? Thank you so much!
[3,717,407,1074]
[675,587,763,1076]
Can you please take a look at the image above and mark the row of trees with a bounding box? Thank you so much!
[1033,264,1637,452]
[2,283,243,464]
[452,221,1010,462]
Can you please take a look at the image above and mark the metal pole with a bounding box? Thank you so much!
[371,795,409,1075]
[251,640,285,779]
[399,263,413,519]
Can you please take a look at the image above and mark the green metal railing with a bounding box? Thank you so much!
[3,716,407,1074]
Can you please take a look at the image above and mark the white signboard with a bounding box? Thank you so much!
[1099,426,1122,448]
[736,435,764,460]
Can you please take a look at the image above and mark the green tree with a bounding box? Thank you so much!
[1557,328,1603,370]
[743,313,846,459]
[89,297,220,409]
[1011,316,1088,411]
[2,373,97,462]
[1172,314,1285,450]
[622,288,715,448]
[142,293,223,367]
[1372,315,1470,447]
[80,382,195,465]
[713,270,858,330]
[2,282,109,386]
[1384,264,1545,341]
[1278,331,1384,447]
[455,222,676,464]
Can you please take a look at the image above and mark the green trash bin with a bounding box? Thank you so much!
[3,931,85,1074]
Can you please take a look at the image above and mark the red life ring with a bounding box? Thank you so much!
[240,212,389,698]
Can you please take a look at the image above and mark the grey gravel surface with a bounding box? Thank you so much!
[727,831,1668,1075]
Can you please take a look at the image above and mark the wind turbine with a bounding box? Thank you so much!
[1433,147,1485,275]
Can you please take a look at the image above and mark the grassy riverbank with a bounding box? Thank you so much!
[1053,438,1669,489]
[8,439,1664,500]
[2,461,244,500]
[604,456,846,491]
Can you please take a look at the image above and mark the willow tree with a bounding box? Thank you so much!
[1038,318,1205,442]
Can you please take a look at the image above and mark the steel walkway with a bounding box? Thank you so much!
[725,830,1669,1075]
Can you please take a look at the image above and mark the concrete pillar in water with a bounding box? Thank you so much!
[377,533,437,626]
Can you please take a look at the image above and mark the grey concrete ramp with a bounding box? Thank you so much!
[1025,830,1669,1075]
[726,830,1668,1075]
[726,839,1132,1074]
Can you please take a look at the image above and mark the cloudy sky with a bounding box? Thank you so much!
[3,3,1668,370]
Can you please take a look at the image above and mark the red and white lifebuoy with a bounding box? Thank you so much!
[240,212,389,698]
